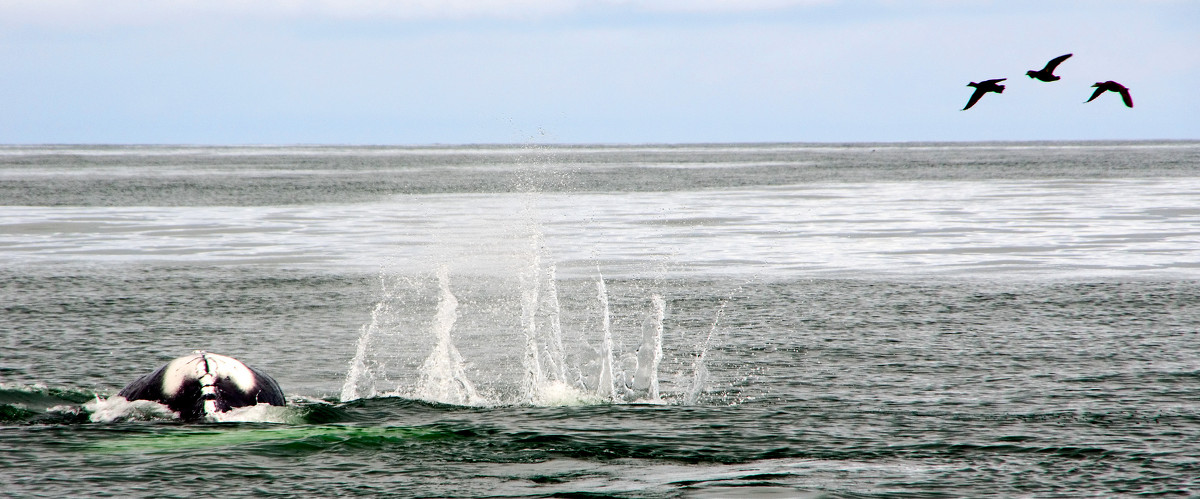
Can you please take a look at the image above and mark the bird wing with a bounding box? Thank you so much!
[963,87,987,110]
[983,78,1007,85]
[1118,87,1133,108]
[1085,86,1106,103]
[1043,53,1072,72]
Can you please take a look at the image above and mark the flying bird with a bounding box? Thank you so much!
[962,78,1006,110]
[1026,53,1072,82]
[1086,81,1133,108]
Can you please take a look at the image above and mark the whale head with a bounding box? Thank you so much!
[118,351,285,420]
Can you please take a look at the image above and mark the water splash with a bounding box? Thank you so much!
[686,299,727,406]
[337,142,719,407]
[519,237,545,404]
[414,267,484,406]
[542,264,569,385]
[516,236,596,405]
[340,261,722,407]
[634,294,666,402]
[340,303,383,402]
[339,270,392,402]
[595,270,617,402]
[85,396,179,422]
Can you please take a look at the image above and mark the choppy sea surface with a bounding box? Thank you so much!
[2,142,1199,497]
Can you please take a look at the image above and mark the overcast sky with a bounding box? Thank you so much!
[1,0,1196,145]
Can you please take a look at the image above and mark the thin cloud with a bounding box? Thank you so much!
[1,0,836,27]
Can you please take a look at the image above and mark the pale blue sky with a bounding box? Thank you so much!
[1,0,1196,144]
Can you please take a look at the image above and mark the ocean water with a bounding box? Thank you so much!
[2,142,1199,497]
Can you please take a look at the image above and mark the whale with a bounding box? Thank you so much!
[118,351,285,420]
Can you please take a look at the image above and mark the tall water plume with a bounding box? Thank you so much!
[687,299,727,406]
[415,267,484,405]
[542,265,568,385]
[634,294,666,402]
[594,271,618,402]
[339,301,382,402]
[340,269,397,402]
[519,237,544,404]
[515,232,600,405]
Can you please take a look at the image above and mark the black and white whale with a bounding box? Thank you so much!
[118,351,285,420]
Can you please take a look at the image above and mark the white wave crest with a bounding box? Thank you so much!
[85,396,178,422]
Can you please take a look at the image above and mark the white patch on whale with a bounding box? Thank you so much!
[160,352,258,396]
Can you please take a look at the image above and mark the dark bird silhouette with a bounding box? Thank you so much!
[962,78,1006,110]
[1086,80,1133,108]
[1026,53,1072,82]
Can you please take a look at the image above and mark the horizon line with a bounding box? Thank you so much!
[2,138,1198,149]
